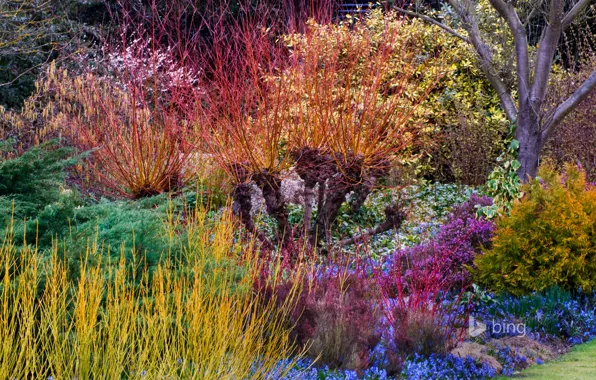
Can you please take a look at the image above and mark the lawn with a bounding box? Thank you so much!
[501,339,596,379]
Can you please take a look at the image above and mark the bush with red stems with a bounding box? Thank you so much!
[194,8,448,249]
[257,195,494,373]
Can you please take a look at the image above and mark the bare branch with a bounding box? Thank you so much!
[562,0,593,30]
[531,0,566,107]
[392,6,471,43]
[488,0,530,103]
[339,205,406,246]
[542,70,596,141]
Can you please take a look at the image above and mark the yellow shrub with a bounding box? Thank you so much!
[0,206,303,379]
[474,163,596,295]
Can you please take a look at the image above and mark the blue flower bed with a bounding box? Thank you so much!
[492,344,530,376]
[401,354,496,380]
[277,359,389,380]
[472,287,596,344]
[275,354,496,380]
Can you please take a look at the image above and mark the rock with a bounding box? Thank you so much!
[280,171,305,204]
[452,335,560,375]
[250,171,306,215]
[250,184,265,215]
[451,342,503,372]
[494,335,557,364]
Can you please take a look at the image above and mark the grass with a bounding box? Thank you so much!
[500,339,596,379]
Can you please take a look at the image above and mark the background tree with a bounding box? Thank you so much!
[0,0,113,110]
[396,0,596,181]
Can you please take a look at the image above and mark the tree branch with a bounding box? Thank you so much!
[562,0,593,30]
[394,0,519,121]
[448,0,518,121]
[338,205,406,246]
[392,6,471,43]
[531,0,565,107]
[488,0,530,104]
[541,70,596,141]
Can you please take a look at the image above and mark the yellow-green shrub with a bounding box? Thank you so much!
[474,163,596,295]
[0,205,303,379]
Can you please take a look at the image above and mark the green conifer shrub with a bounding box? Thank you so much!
[474,163,596,295]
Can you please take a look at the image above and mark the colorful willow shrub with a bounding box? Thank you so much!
[475,163,596,295]
[30,6,203,199]
[378,252,469,374]
[40,55,198,198]
[264,238,473,374]
[0,206,304,379]
[196,9,449,248]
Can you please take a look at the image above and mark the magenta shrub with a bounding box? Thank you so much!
[394,194,494,288]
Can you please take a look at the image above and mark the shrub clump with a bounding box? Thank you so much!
[474,163,596,295]
[275,267,381,372]
[0,141,78,246]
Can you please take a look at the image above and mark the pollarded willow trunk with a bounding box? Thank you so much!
[349,181,374,214]
[313,180,327,245]
[302,180,316,236]
[314,153,364,245]
[230,163,273,249]
[290,147,337,241]
[232,183,257,233]
[315,176,354,245]
[349,160,391,213]
[253,170,290,245]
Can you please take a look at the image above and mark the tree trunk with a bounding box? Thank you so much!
[515,107,542,182]
[309,180,327,245]
[302,180,316,236]
[289,146,337,244]
[253,171,290,245]
[232,183,273,249]
[313,154,363,245]
[315,176,352,245]
[349,180,374,214]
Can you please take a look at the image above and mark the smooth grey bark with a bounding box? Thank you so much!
[395,0,596,181]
